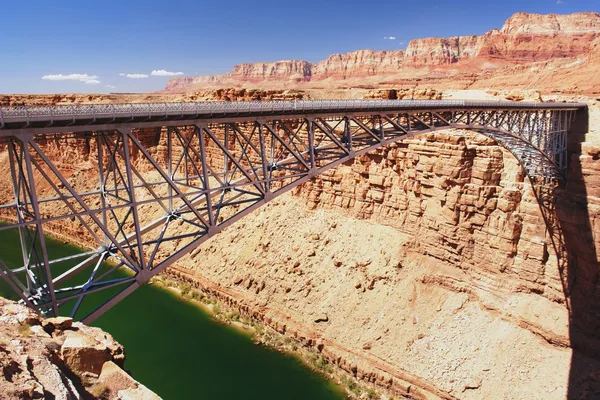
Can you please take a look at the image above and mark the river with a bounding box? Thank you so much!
[0,227,346,399]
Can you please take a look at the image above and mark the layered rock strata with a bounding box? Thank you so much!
[163,12,600,94]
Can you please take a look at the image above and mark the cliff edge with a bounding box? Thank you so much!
[0,297,161,400]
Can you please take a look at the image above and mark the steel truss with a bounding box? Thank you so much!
[0,104,582,322]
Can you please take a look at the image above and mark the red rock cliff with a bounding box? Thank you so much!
[163,12,600,93]
[500,12,600,34]
[403,36,483,65]
[231,60,313,82]
[312,50,405,78]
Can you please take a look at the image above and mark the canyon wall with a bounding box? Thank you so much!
[164,12,600,93]
[231,60,313,82]
[168,125,600,399]
[403,36,483,65]
[312,50,406,78]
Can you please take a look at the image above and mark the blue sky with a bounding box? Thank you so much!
[1,0,597,94]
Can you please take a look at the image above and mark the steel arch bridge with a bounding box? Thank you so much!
[0,100,587,322]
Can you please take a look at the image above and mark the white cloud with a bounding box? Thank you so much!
[119,73,125,76]
[556,0,564,3]
[106,84,117,89]
[42,74,100,84]
[125,73,149,79]
[151,69,185,77]
[383,36,396,40]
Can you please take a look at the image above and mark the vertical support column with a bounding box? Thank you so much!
[7,140,34,293]
[270,121,276,167]
[167,127,173,212]
[537,110,546,149]
[20,137,58,316]
[530,111,539,142]
[196,123,214,228]
[555,110,563,167]
[223,124,230,183]
[344,116,352,153]
[120,128,146,272]
[96,133,108,247]
[561,110,569,175]
[257,121,270,195]
[307,118,316,172]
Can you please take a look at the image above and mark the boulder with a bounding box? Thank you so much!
[42,316,73,333]
[61,333,112,375]
[98,361,138,392]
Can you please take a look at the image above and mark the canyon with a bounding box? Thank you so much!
[2,10,600,400]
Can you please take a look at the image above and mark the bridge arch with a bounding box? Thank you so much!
[0,100,584,321]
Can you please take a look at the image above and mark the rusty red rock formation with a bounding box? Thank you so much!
[162,12,600,94]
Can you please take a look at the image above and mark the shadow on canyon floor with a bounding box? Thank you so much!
[550,107,600,399]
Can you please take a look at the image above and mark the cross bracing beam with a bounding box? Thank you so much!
[0,100,586,322]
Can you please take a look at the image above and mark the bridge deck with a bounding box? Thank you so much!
[0,99,587,135]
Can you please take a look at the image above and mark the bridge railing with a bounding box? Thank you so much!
[0,99,586,129]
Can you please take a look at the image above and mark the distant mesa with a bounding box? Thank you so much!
[163,12,600,95]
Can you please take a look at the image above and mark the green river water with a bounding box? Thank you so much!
[0,228,346,399]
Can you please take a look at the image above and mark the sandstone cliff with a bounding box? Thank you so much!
[403,36,483,65]
[500,12,600,35]
[162,12,600,94]
[313,50,405,78]
[164,61,313,92]
[0,298,160,400]
[231,60,313,82]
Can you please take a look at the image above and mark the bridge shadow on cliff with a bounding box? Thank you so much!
[542,107,600,399]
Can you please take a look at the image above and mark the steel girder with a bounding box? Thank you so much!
[0,107,580,322]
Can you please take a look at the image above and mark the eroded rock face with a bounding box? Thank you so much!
[404,36,483,65]
[0,89,306,107]
[363,88,442,100]
[313,50,405,78]
[168,128,600,398]
[163,12,600,94]
[499,12,600,35]
[231,60,313,82]
[590,37,600,63]
[0,298,160,400]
